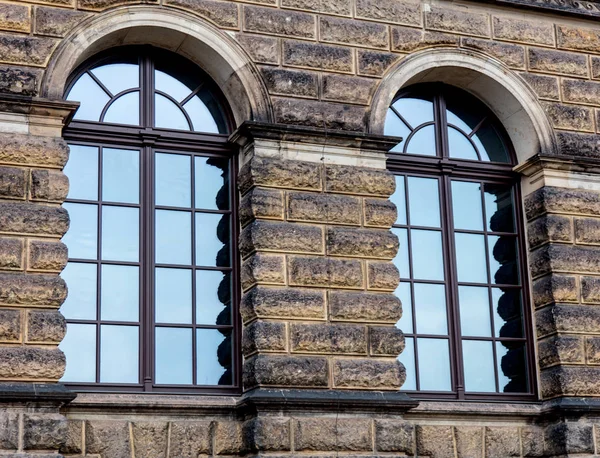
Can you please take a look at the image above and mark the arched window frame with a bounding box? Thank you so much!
[61,46,241,394]
[386,83,537,401]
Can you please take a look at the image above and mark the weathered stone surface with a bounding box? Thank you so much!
[244,6,314,38]
[391,26,458,52]
[530,48,589,78]
[0,33,56,66]
[169,421,212,457]
[535,304,600,337]
[86,421,132,458]
[30,170,68,202]
[244,354,328,387]
[320,16,388,49]
[493,16,554,46]
[562,79,600,106]
[0,202,67,236]
[78,0,157,9]
[0,308,19,342]
[527,214,572,248]
[425,6,490,37]
[26,310,66,343]
[164,0,238,28]
[532,274,578,307]
[0,346,64,379]
[235,34,278,64]
[0,3,29,33]
[0,273,67,307]
[526,186,600,220]
[0,411,18,449]
[530,243,600,277]
[35,7,89,37]
[322,74,375,104]
[28,240,67,271]
[262,67,317,97]
[329,291,401,322]
[582,276,600,303]
[364,198,397,227]
[333,358,403,388]
[370,326,404,356]
[288,255,363,288]
[575,217,600,244]
[462,38,525,68]
[367,261,399,291]
[416,425,454,458]
[0,134,68,167]
[543,102,594,132]
[0,237,22,270]
[375,420,413,454]
[273,97,366,132]
[521,426,544,457]
[243,320,287,354]
[244,417,290,452]
[326,165,394,197]
[519,72,560,101]
[214,421,245,455]
[356,0,420,25]
[23,414,66,450]
[241,254,285,290]
[240,221,324,256]
[357,50,401,76]
[326,227,397,259]
[545,422,594,454]
[455,427,483,458]
[538,334,584,368]
[558,131,600,159]
[241,286,325,322]
[485,427,520,457]
[281,0,350,15]
[585,336,600,364]
[294,418,372,451]
[240,156,321,194]
[557,24,600,54]
[290,323,366,354]
[283,39,353,72]
[288,191,360,225]
[0,166,25,199]
[131,422,168,458]
[60,420,82,455]
[542,365,600,397]
[241,187,284,227]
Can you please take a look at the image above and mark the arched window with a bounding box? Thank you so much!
[59,47,238,393]
[385,84,535,400]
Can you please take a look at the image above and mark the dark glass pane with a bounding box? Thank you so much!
[195,157,229,210]
[155,153,191,208]
[101,206,139,262]
[472,120,510,163]
[451,181,483,231]
[418,338,451,391]
[101,265,139,322]
[185,96,220,133]
[103,92,140,125]
[458,286,491,338]
[407,177,440,228]
[384,112,410,153]
[91,63,139,96]
[155,69,192,103]
[155,327,192,385]
[100,325,139,383]
[392,96,434,129]
[60,323,96,383]
[484,184,515,233]
[414,283,447,335]
[411,229,444,281]
[488,235,519,285]
[448,126,478,161]
[455,233,487,283]
[196,213,229,267]
[197,271,231,326]
[155,94,190,131]
[391,228,409,279]
[405,125,436,156]
[497,341,528,393]
[390,175,407,225]
[63,203,98,260]
[395,282,412,334]
[445,90,484,134]
[61,262,97,320]
[155,268,192,324]
[463,340,496,392]
[155,210,192,265]
[492,288,523,338]
[197,329,232,385]
[102,148,139,204]
[65,145,98,200]
[68,73,110,121]
[398,337,416,390]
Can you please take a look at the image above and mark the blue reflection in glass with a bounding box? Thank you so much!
[458,286,491,337]
[395,282,412,334]
[391,228,409,279]
[100,325,139,383]
[196,213,227,267]
[155,210,191,265]
[61,262,97,320]
[384,111,410,153]
[411,230,444,281]
[91,63,139,96]
[408,177,440,228]
[414,283,447,335]
[101,265,139,322]
[102,148,139,204]
[196,270,229,325]
[194,157,228,210]
[102,206,139,262]
[155,153,191,208]
[155,327,192,384]
[451,181,483,231]
[197,329,230,385]
[455,233,487,283]
[155,70,192,102]
[65,145,98,200]
[463,340,496,392]
[63,203,97,259]
[390,175,406,225]
[60,323,96,383]
[155,268,192,324]
[418,338,451,391]
[392,97,433,129]
[448,127,478,160]
[405,125,436,156]
[185,96,220,133]
[68,73,110,121]
[155,94,189,131]
[103,92,140,126]
[398,337,416,390]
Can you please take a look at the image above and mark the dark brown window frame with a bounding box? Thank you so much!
[62,47,242,395]
[387,84,538,402]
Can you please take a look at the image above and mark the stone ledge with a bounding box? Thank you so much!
[0,382,75,404]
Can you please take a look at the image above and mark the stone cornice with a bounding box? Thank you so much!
[491,0,600,19]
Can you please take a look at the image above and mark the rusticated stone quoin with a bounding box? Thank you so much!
[241,254,285,290]
[0,346,65,379]
[244,354,328,388]
[242,320,287,354]
[288,191,361,225]
[240,221,324,257]
[290,323,367,354]
[288,255,364,289]
[239,156,321,194]
[240,187,284,226]
[526,186,600,219]
[332,358,403,389]
[0,134,68,168]
[329,291,401,322]
[0,236,23,270]
[0,308,20,342]
[0,203,68,236]
[326,226,398,259]
[0,273,67,307]
[28,240,68,271]
[532,274,578,307]
[241,286,325,322]
[26,309,66,343]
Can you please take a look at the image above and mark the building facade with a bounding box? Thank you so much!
[1,0,600,456]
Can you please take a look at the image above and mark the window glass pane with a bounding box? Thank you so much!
[155,93,190,131]
[102,206,139,262]
[197,329,232,385]
[463,340,496,392]
[392,97,434,129]
[489,236,519,285]
[197,271,231,325]
[61,262,97,320]
[492,288,523,338]
[63,203,97,260]
[185,96,220,133]
[411,230,444,281]
[407,177,440,228]
[497,341,528,393]
[155,268,192,324]
[414,283,447,335]
[451,181,483,231]
[390,175,407,225]
[103,92,140,126]
[195,157,229,210]
[458,286,491,337]
[405,125,436,156]
[155,153,191,208]
[448,127,478,161]
[455,233,487,283]
[91,63,139,96]
[398,337,416,390]
[100,325,138,383]
[155,69,192,103]
[196,213,229,267]
[418,338,451,391]
[60,323,96,383]
[68,73,110,121]
[155,210,191,265]
[473,121,510,163]
[155,327,192,385]
[484,184,515,233]
[65,145,98,200]
[101,265,139,322]
[384,112,410,153]
[102,148,139,204]
[391,228,409,279]
[395,282,412,334]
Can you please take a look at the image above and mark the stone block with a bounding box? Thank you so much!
[0,411,18,449]
[582,276,600,303]
[0,273,67,307]
[78,0,158,10]
[425,5,490,37]
[527,214,572,248]
[288,255,363,289]
[240,188,284,227]
[244,417,290,452]
[575,217,600,244]
[562,79,600,106]
[262,67,317,98]
[0,202,68,236]
[241,286,325,322]
[462,38,525,69]
[544,421,594,454]
[244,354,328,388]
[281,0,351,15]
[325,164,395,197]
[283,39,353,73]
[23,413,66,450]
[332,358,403,389]
[239,156,321,194]
[0,308,20,342]
[326,227,398,259]
[530,244,600,277]
[557,131,600,160]
[287,191,361,225]
[485,427,520,457]
[492,16,554,46]
[521,426,544,457]
[290,323,367,354]
[367,261,399,291]
[542,365,600,397]
[241,254,286,290]
[164,0,238,28]
[0,3,29,33]
[294,417,372,451]
[131,422,168,458]
[364,198,397,228]
[0,346,65,379]
[592,56,600,80]
[519,72,560,101]
[322,74,375,104]
[169,421,212,457]
[416,425,455,458]
[585,336,600,364]
[529,48,588,77]
[35,7,89,37]
[60,420,82,455]
[0,166,25,199]
[0,33,56,66]
[391,26,458,53]
[30,170,68,202]
[0,65,40,96]
[235,34,278,64]
[532,274,578,307]
[86,420,132,458]
[244,6,315,39]
[214,421,245,455]
[525,186,600,220]
[243,320,287,355]
[538,334,584,368]
[28,240,67,271]
[0,237,22,270]
[357,50,401,77]
[536,304,600,338]
[375,420,414,454]
[273,97,366,132]
[319,16,388,49]
[355,0,420,26]
[370,326,404,356]
[557,24,600,54]
[26,310,66,343]
[542,102,594,132]
[329,291,401,322]
[0,134,68,168]
[240,221,324,257]
[455,426,483,458]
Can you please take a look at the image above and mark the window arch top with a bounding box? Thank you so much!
[384,84,512,164]
[66,48,230,134]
